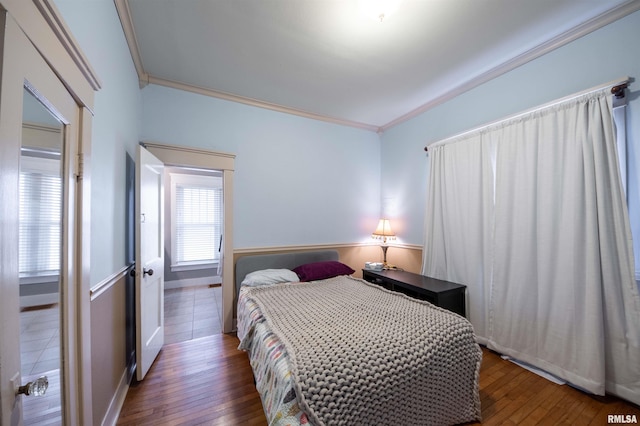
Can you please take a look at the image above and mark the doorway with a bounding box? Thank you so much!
[131,143,233,381]
[163,166,224,344]
[141,142,235,335]
[129,143,234,379]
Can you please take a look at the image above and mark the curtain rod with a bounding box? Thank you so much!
[424,76,630,152]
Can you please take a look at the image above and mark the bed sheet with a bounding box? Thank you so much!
[238,284,307,425]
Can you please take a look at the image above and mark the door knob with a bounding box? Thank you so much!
[17,376,48,396]
[129,268,154,277]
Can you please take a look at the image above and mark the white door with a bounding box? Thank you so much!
[135,145,165,380]
[0,14,81,425]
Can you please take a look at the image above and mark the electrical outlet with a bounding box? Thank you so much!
[10,372,20,395]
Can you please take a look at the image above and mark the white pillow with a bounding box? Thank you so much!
[241,268,299,287]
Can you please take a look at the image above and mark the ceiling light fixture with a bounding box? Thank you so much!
[358,0,402,22]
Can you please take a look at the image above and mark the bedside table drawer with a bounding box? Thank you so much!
[364,276,385,285]
[362,269,466,317]
[402,287,436,304]
[365,276,395,292]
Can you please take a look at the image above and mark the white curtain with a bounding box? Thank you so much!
[422,135,494,341]
[423,88,640,403]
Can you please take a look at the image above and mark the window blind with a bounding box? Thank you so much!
[174,176,222,264]
[19,155,62,275]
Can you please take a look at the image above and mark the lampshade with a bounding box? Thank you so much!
[372,219,396,244]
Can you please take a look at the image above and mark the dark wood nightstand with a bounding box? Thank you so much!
[362,269,466,317]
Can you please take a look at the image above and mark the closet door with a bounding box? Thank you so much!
[0,12,81,425]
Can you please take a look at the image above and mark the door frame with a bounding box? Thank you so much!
[142,141,235,333]
[0,0,99,424]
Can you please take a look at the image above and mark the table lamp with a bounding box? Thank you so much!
[372,219,396,268]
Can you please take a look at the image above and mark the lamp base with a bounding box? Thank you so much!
[380,245,389,268]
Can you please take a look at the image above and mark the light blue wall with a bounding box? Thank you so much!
[56,1,380,283]
[54,0,142,285]
[141,85,381,249]
[54,2,639,280]
[381,10,640,272]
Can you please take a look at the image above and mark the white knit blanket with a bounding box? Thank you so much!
[246,276,482,426]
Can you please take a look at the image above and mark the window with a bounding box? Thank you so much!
[170,172,222,271]
[19,152,62,276]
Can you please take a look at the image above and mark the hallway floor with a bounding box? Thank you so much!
[20,304,62,425]
[164,284,223,344]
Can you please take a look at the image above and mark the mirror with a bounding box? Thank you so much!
[19,87,64,424]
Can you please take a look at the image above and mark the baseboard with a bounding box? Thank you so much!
[165,276,222,290]
[20,293,58,308]
[100,359,135,426]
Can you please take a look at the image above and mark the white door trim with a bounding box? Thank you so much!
[0,2,97,425]
[1,0,100,106]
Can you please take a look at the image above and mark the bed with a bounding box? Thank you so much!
[236,250,482,425]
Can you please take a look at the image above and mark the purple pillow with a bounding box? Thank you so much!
[292,261,355,282]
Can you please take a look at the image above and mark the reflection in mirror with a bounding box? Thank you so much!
[19,87,64,424]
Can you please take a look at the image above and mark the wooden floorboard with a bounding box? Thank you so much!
[117,334,640,425]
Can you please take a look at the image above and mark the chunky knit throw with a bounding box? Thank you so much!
[247,276,482,426]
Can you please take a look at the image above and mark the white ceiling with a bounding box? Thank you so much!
[117,0,637,131]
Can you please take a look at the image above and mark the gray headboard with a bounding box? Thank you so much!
[235,250,339,295]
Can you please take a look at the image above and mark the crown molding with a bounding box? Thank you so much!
[380,0,640,131]
[146,75,381,132]
[114,0,149,88]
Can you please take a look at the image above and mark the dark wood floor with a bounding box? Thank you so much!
[117,334,640,425]
[117,334,266,425]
